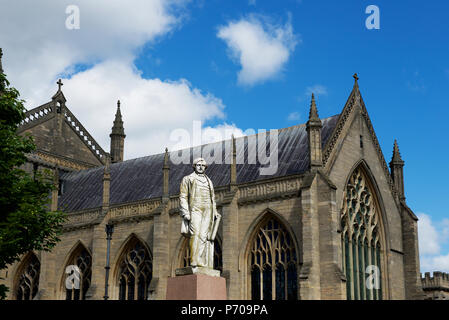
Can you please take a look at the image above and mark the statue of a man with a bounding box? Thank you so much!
[179,158,221,269]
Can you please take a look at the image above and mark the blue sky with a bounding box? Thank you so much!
[1,0,448,273]
[134,0,449,273]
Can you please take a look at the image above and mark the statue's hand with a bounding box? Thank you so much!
[184,213,191,221]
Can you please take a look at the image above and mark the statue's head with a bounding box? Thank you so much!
[192,158,207,174]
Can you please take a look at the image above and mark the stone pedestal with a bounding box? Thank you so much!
[166,267,227,300]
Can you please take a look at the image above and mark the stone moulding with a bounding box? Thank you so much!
[359,105,397,198]
[33,150,97,171]
[237,190,299,206]
[109,212,154,224]
[322,89,399,207]
[18,100,106,165]
[62,208,102,232]
[63,107,107,164]
[63,198,162,229]
[109,199,161,220]
[108,199,162,223]
[322,92,356,167]
[238,177,301,206]
[64,209,102,225]
[18,102,54,132]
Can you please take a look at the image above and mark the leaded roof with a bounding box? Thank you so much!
[58,115,339,212]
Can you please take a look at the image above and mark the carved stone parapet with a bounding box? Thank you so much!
[109,199,161,222]
[63,208,103,231]
[238,177,301,206]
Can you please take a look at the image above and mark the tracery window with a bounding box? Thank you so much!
[341,167,383,300]
[65,245,92,300]
[118,239,152,300]
[180,238,222,272]
[249,217,298,300]
[16,253,40,300]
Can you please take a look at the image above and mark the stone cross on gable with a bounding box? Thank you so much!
[353,73,359,82]
[57,79,63,91]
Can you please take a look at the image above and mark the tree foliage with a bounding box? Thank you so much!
[0,72,66,299]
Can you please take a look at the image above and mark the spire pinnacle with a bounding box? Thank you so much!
[111,100,125,136]
[163,147,170,197]
[163,147,170,169]
[309,93,319,120]
[306,93,322,170]
[390,140,405,200]
[307,93,321,127]
[110,101,125,163]
[116,100,121,116]
[391,139,404,163]
[102,153,111,211]
[230,134,237,189]
[104,153,111,175]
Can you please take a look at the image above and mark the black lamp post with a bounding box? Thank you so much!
[104,223,114,300]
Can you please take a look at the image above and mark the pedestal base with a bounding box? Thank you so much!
[175,266,221,277]
[166,273,227,300]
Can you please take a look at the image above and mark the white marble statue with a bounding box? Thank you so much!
[179,158,221,269]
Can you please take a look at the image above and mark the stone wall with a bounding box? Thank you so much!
[421,272,449,300]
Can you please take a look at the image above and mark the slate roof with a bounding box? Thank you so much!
[58,114,339,212]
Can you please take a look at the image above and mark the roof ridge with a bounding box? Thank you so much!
[18,101,55,132]
[321,76,402,212]
[63,106,107,163]
[120,114,341,163]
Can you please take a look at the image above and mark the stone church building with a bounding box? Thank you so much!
[0,50,425,300]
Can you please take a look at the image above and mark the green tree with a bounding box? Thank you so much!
[0,71,66,299]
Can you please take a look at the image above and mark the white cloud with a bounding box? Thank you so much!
[0,0,250,160]
[441,219,449,241]
[287,111,301,121]
[202,123,246,143]
[62,59,226,159]
[418,213,449,273]
[418,213,441,255]
[0,0,187,107]
[421,254,449,273]
[305,84,328,97]
[217,14,298,86]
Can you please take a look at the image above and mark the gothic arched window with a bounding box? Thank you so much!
[64,244,92,300]
[180,238,222,272]
[16,253,40,300]
[118,238,152,300]
[341,167,384,300]
[248,217,298,300]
